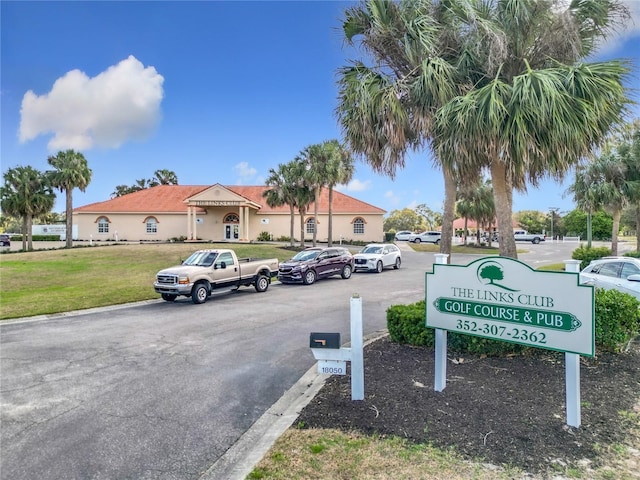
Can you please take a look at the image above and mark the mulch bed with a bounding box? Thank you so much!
[297,335,640,475]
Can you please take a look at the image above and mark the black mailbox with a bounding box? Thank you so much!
[309,332,341,349]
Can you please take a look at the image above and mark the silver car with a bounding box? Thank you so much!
[394,231,413,241]
[353,243,402,273]
[408,231,441,244]
[579,256,640,300]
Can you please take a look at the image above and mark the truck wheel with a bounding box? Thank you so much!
[161,293,177,302]
[303,269,316,285]
[192,282,209,304]
[342,264,353,279]
[254,275,270,292]
[532,237,540,244]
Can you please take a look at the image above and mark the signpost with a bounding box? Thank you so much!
[426,256,594,427]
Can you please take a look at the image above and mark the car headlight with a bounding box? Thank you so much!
[178,275,190,285]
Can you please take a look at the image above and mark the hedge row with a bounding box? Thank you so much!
[388,289,639,355]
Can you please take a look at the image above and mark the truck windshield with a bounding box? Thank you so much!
[183,251,217,266]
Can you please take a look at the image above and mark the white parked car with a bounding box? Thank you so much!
[353,243,402,273]
[394,230,413,241]
[408,231,441,244]
[579,256,640,300]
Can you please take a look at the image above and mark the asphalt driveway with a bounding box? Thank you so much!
[1,247,437,480]
[0,241,626,479]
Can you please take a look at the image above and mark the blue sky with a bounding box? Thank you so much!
[2,1,639,217]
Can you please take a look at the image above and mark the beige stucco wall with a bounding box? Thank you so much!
[74,209,384,243]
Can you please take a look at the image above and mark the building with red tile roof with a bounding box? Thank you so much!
[73,184,386,242]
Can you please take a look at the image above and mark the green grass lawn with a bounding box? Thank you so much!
[0,243,298,320]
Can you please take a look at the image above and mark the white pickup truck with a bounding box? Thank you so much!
[154,249,279,304]
[513,230,546,244]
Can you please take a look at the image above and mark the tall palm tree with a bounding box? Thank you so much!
[432,0,630,258]
[299,143,325,247]
[289,158,316,248]
[47,150,92,248]
[1,166,55,251]
[337,0,467,262]
[323,140,354,246]
[568,163,600,248]
[582,152,630,255]
[616,120,640,252]
[263,162,298,247]
[300,140,355,247]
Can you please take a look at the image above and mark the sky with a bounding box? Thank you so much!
[2,0,640,218]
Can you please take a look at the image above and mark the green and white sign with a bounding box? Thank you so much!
[426,257,594,356]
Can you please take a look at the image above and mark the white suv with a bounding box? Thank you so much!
[579,256,640,300]
[408,231,441,244]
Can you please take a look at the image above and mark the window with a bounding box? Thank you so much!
[306,218,316,234]
[145,217,158,234]
[598,262,621,278]
[216,252,235,267]
[621,262,640,279]
[223,213,239,223]
[353,218,365,235]
[97,217,109,234]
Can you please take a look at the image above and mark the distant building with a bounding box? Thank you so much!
[73,184,386,243]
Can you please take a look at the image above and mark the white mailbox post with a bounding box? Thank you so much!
[310,294,364,401]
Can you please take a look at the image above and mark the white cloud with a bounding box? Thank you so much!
[338,178,371,192]
[384,190,401,206]
[234,162,258,184]
[19,55,164,151]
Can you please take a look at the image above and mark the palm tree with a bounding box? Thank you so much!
[616,120,640,252]
[324,140,354,246]
[150,169,179,186]
[299,143,325,247]
[568,163,600,248]
[581,153,630,255]
[1,166,55,250]
[338,0,466,262]
[300,140,355,247]
[432,0,630,258]
[289,158,315,248]
[263,163,298,247]
[47,150,92,248]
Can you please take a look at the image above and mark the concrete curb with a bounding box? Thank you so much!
[200,329,389,480]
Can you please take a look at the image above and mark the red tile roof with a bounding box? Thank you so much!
[74,185,386,215]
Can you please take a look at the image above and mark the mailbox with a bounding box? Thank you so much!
[309,332,340,349]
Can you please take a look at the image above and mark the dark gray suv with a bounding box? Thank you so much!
[278,247,354,285]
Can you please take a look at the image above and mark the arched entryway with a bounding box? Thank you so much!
[223,213,239,241]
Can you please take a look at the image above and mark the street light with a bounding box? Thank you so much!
[549,207,559,241]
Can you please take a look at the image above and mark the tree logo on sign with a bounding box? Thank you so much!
[476,261,519,292]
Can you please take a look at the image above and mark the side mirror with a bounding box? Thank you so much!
[627,274,640,283]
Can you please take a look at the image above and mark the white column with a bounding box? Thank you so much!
[187,207,192,240]
[350,294,364,400]
[244,207,250,241]
[433,253,449,392]
[192,208,197,240]
[238,207,244,242]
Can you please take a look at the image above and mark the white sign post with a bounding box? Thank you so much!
[310,294,364,401]
[426,256,594,427]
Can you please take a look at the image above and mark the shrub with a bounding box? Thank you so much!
[594,288,639,353]
[387,301,529,356]
[387,290,640,355]
[624,251,640,259]
[572,245,612,270]
[256,231,272,241]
